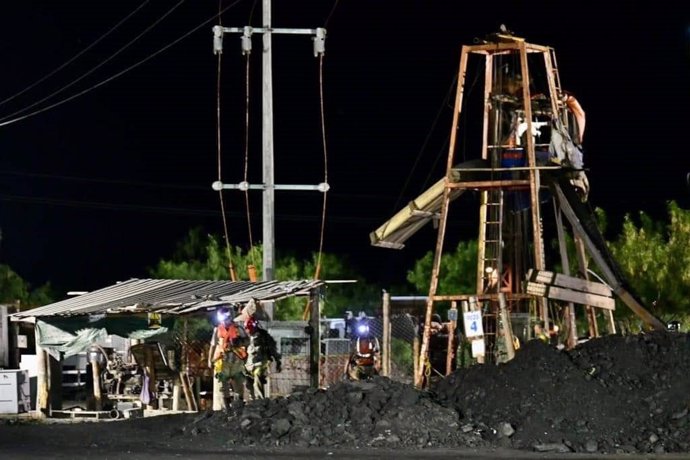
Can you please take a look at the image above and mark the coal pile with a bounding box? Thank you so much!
[177,377,488,449]
[436,331,690,454]
[174,332,690,455]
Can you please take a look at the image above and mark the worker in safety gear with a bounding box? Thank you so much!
[345,317,381,381]
[243,314,281,400]
[533,321,550,343]
[208,306,248,406]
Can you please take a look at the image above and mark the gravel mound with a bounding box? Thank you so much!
[179,377,487,449]
[436,331,690,454]
[173,332,690,454]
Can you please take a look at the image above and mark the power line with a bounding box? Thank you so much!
[324,0,341,27]
[0,193,385,224]
[0,0,186,124]
[0,0,246,129]
[0,170,206,191]
[0,193,219,216]
[0,169,399,201]
[0,0,151,109]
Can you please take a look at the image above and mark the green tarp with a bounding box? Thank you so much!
[36,314,173,358]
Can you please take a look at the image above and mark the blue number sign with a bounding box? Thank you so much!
[463,310,484,338]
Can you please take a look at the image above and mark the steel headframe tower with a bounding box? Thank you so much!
[412,34,567,389]
[413,33,666,389]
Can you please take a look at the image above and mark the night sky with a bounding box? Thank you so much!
[0,1,688,295]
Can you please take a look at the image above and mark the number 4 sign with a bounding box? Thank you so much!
[463,310,484,338]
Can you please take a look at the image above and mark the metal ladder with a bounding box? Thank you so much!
[478,189,504,293]
[549,47,563,98]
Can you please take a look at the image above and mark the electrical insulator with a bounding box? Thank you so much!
[241,26,253,55]
[313,28,326,57]
[213,26,224,55]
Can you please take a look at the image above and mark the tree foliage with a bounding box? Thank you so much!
[406,240,478,294]
[150,228,261,281]
[0,264,55,310]
[608,201,690,317]
[150,228,379,320]
[404,202,690,325]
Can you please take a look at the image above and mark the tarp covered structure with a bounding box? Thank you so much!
[13,278,326,357]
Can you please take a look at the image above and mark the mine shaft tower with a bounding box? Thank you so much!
[413,33,666,388]
[369,32,666,389]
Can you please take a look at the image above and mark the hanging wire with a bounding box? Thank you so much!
[0,0,245,129]
[248,0,260,24]
[238,0,260,277]
[0,0,187,124]
[0,0,151,110]
[305,1,337,285]
[324,0,340,27]
[313,53,329,280]
[242,51,259,271]
[302,53,330,321]
[215,0,238,281]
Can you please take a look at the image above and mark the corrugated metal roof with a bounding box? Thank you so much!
[12,278,325,318]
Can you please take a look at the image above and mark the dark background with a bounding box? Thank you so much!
[0,1,688,295]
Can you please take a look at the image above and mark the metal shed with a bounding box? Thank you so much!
[11,278,326,416]
[12,278,325,319]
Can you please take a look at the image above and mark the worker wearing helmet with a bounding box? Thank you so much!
[208,306,248,407]
[533,321,550,343]
[243,314,282,400]
[345,317,380,381]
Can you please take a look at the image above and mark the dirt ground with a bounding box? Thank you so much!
[1,417,688,460]
[2,332,689,459]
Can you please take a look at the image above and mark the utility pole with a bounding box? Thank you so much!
[212,1,327,319]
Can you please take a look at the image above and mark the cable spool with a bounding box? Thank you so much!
[109,409,122,420]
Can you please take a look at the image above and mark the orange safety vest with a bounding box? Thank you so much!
[353,336,378,367]
[218,323,239,347]
[214,323,247,361]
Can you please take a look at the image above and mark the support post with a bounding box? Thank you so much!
[415,46,470,389]
[144,345,157,410]
[446,301,458,375]
[606,310,616,334]
[498,293,515,362]
[89,353,102,411]
[382,291,391,377]
[35,340,48,418]
[261,0,275,320]
[553,199,578,349]
[48,353,62,411]
[182,372,197,411]
[412,334,420,381]
[172,377,181,411]
[309,288,321,389]
[574,236,599,338]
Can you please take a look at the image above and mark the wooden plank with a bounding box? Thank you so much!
[528,269,555,284]
[553,273,612,297]
[528,269,612,297]
[527,282,615,310]
[548,286,615,310]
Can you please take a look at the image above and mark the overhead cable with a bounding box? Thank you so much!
[0,0,246,129]
[0,0,186,124]
[0,0,151,110]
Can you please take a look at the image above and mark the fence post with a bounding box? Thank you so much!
[498,293,516,361]
[309,288,321,389]
[446,301,458,375]
[382,291,391,377]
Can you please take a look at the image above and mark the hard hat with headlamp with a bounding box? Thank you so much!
[216,306,233,324]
